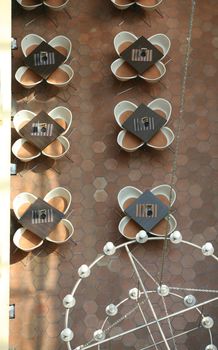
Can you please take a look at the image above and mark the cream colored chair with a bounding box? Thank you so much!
[16,0,43,11]
[48,107,72,135]
[46,64,74,87]
[21,34,45,57]
[117,130,144,152]
[148,33,171,60]
[136,0,163,12]
[46,219,74,243]
[114,100,138,128]
[146,126,174,150]
[13,110,36,136]
[118,186,142,212]
[139,61,166,83]
[48,36,72,62]
[13,228,43,252]
[12,138,41,162]
[147,98,171,125]
[110,0,135,10]
[114,31,138,56]
[15,67,43,89]
[43,0,70,11]
[119,216,141,240]
[150,214,177,236]
[43,187,72,214]
[13,192,37,219]
[151,184,176,207]
[111,58,137,81]
[42,136,70,159]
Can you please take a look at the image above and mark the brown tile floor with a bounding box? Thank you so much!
[10,0,218,349]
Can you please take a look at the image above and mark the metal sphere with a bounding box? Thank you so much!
[60,328,74,341]
[170,230,182,244]
[63,294,76,308]
[78,264,91,278]
[136,230,148,243]
[157,284,169,296]
[103,242,116,255]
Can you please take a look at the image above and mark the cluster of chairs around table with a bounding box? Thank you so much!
[114,98,174,151]
[111,31,170,83]
[15,34,74,89]
[110,0,163,11]
[12,187,74,252]
[16,0,70,12]
[12,107,72,163]
[117,184,177,239]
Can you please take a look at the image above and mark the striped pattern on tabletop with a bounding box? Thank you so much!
[131,48,153,62]
[136,203,157,218]
[31,209,54,224]
[31,123,53,136]
[133,117,154,131]
[33,52,55,66]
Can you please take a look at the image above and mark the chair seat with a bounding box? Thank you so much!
[52,45,68,57]
[118,41,134,55]
[151,218,169,236]
[47,68,69,84]
[137,0,158,5]
[19,229,42,250]
[123,219,141,239]
[148,130,167,147]
[122,132,142,149]
[42,139,65,156]
[119,110,133,125]
[17,202,31,218]
[26,44,39,56]
[116,62,137,78]
[47,196,68,213]
[152,109,166,119]
[17,142,39,159]
[47,222,69,242]
[116,0,134,4]
[123,197,137,210]
[20,69,41,85]
[54,118,67,130]
[45,0,66,5]
[155,194,170,206]
[21,0,42,5]
[141,65,161,80]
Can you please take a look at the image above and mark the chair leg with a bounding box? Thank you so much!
[155,8,164,18]
[46,14,58,27]
[164,57,172,66]
[25,14,42,27]
[65,208,74,219]
[65,154,74,163]
[64,8,72,19]
[23,247,44,267]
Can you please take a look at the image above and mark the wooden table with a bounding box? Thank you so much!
[124,190,169,232]
[120,36,163,74]
[18,197,64,239]
[19,110,65,150]
[122,103,166,143]
[24,41,66,79]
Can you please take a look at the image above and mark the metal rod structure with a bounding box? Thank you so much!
[125,245,171,350]
[73,296,218,350]
[137,302,158,350]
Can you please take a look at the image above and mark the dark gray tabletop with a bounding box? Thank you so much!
[19,110,65,150]
[124,190,169,232]
[122,103,166,143]
[18,197,64,239]
[24,41,66,79]
[120,36,163,74]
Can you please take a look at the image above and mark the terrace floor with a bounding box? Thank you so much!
[10,0,218,349]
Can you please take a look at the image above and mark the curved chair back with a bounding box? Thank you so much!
[118,186,142,212]
[16,0,43,11]
[151,184,176,207]
[13,228,43,252]
[117,130,144,152]
[118,216,141,240]
[114,31,138,56]
[136,0,163,11]
[46,64,74,87]
[43,187,72,214]
[147,126,174,150]
[46,219,74,243]
[21,34,45,57]
[42,136,70,159]
[48,36,72,62]
[12,138,41,162]
[48,106,72,135]
[15,66,43,89]
[139,61,166,83]
[13,110,36,136]
[13,192,37,219]
[148,33,171,60]
[114,100,138,128]
[43,0,70,11]
[147,98,172,125]
[111,58,137,81]
[150,214,177,236]
[111,0,135,10]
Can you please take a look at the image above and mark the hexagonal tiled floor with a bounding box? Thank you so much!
[10,0,218,349]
